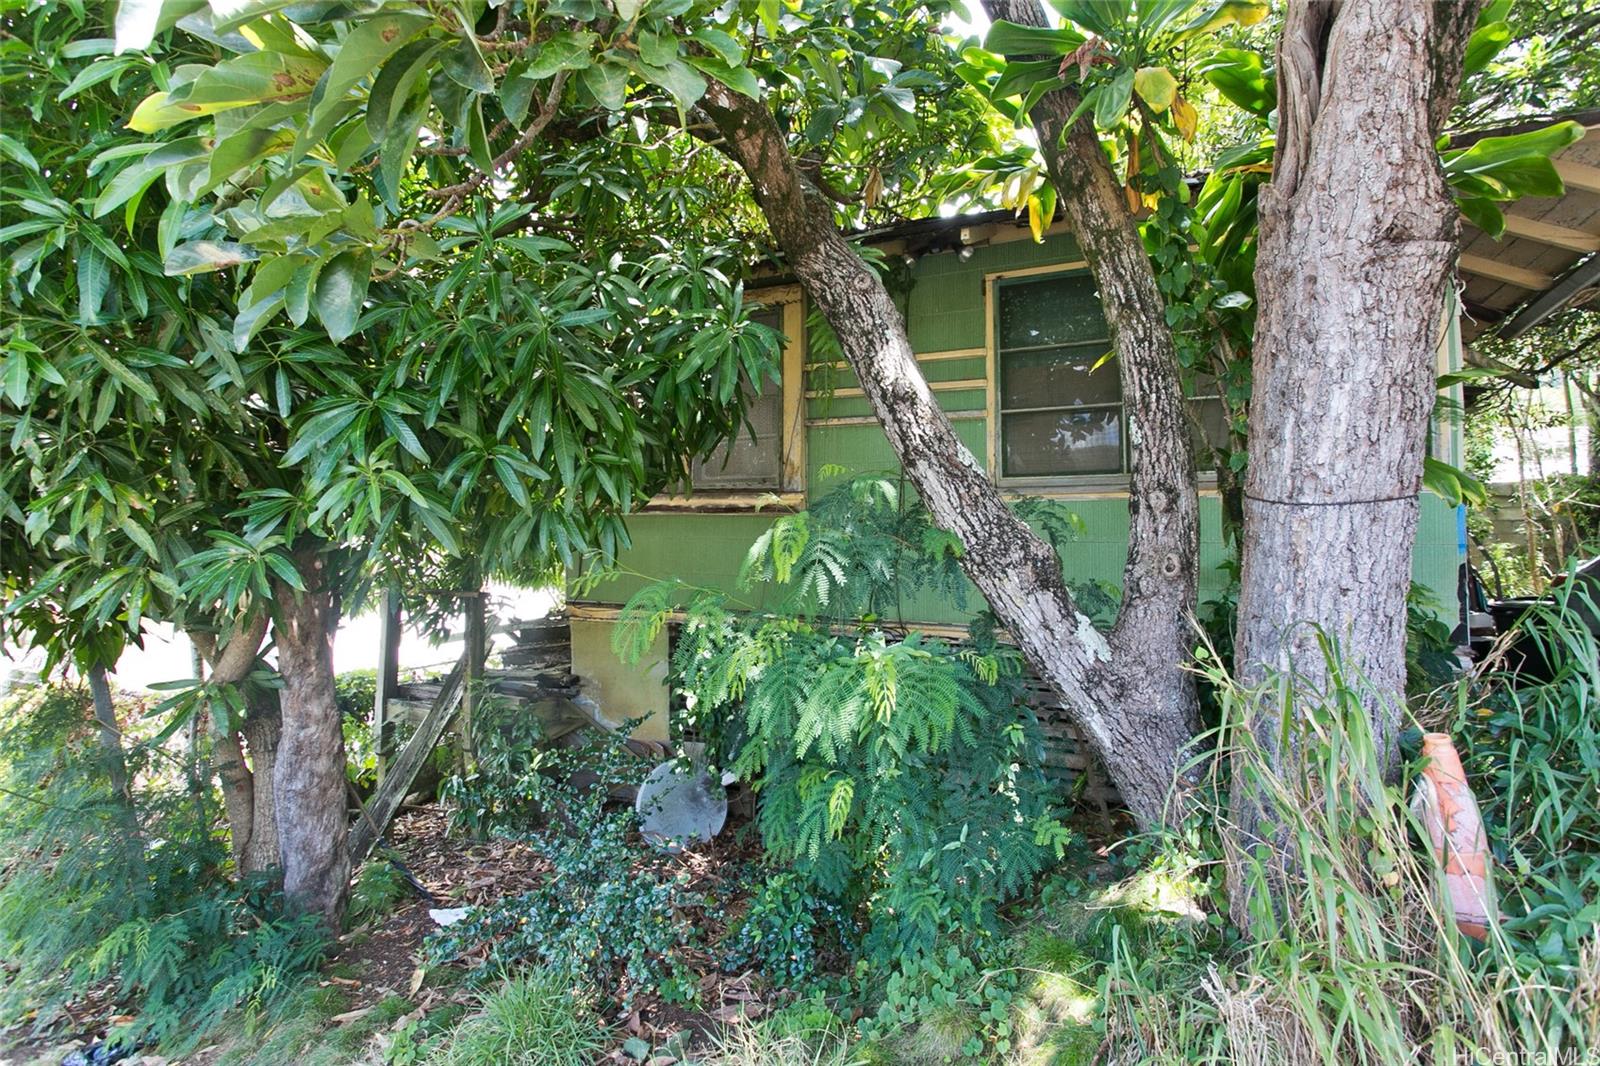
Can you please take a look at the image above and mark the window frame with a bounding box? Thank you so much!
[646,286,806,511]
[987,264,1131,490]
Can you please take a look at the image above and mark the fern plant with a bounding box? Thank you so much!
[617,475,1072,960]
[0,684,327,1052]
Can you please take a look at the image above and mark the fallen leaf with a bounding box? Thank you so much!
[331,1007,372,1025]
[409,966,427,995]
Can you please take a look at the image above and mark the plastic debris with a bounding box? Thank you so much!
[428,907,469,926]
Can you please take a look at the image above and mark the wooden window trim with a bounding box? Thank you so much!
[645,288,805,512]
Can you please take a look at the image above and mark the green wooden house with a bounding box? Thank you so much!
[566,211,1466,749]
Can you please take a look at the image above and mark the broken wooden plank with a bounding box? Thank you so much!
[348,652,469,867]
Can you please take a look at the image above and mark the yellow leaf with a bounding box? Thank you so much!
[1133,66,1178,112]
[1173,96,1198,142]
[1027,194,1044,243]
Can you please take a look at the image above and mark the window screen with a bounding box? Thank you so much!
[998,274,1230,479]
[689,307,784,490]
[997,273,1123,478]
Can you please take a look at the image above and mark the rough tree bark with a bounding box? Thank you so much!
[190,612,282,874]
[1234,0,1481,770]
[697,75,1201,829]
[271,545,350,927]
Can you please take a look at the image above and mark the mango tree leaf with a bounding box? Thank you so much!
[527,29,598,78]
[367,39,444,139]
[687,57,759,100]
[637,58,706,108]
[92,137,211,217]
[442,38,494,94]
[581,60,630,110]
[314,250,371,342]
[127,50,327,132]
[303,12,432,147]
[164,240,261,275]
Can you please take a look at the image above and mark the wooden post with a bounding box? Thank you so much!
[459,588,487,773]
[374,589,402,785]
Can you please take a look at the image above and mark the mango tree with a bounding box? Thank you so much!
[2,4,779,923]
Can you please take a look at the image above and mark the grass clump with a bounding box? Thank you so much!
[425,969,606,1066]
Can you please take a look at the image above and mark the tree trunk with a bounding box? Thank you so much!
[87,663,130,802]
[1230,0,1481,894]
[271,546,350,927]
[697,80,1200,830]
[979,0,1204,804]
[240,692,283,874]
[190,613,279,874]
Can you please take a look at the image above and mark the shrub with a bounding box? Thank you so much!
[0,684,327,1051]
[617,476,1070,963]
[1455,581,1600,1042]
[424,969,607,1066]
[719,869,857,991]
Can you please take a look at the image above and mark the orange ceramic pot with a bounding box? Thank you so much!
[1413,732,1494,940]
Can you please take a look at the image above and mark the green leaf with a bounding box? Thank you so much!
[686,57,759,100]
[0,133,40,173]
[525,29,597,79]
[983,20,1085,57]
[467,97,493,173]
[1457,195,1504,238]
[93,137,211,217]
[690,27,743,66]
[77,242,111,324]
[1201,48,1274,118]
[164,240,261,276]
[581,60,630,111]
[443,38,494,94]
[1462,20,1511,78]
[637,57,706,108]
[1094,67,1134,128]
[127,50,328,132]
[3,352,29,406]
[1442,121,1584,198]
[1047,0,1129,37]
[304,12,431,147]
[314,250,371,342]
[367,39,445,139]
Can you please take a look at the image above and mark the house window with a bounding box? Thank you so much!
[996,273,1123,479]
[997,272,1233,479]
[689,306,784,490]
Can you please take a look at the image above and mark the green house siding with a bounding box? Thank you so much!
[591,494,1461,628]
[576,230,1464,711]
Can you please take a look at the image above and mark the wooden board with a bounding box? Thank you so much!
[349,653,468,867]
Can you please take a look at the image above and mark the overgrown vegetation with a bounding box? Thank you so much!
[619,477,1072,963]
[0,685,326,1054]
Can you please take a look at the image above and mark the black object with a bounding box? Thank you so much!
[62,1041,133,1066]
[1485,557,1600,684]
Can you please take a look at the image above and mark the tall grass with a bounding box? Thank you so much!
[1098,596,1599,1065]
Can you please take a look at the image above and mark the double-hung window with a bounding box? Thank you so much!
[996,271,1229,481]
[996,272,1124,479]
[689,306,785,490]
